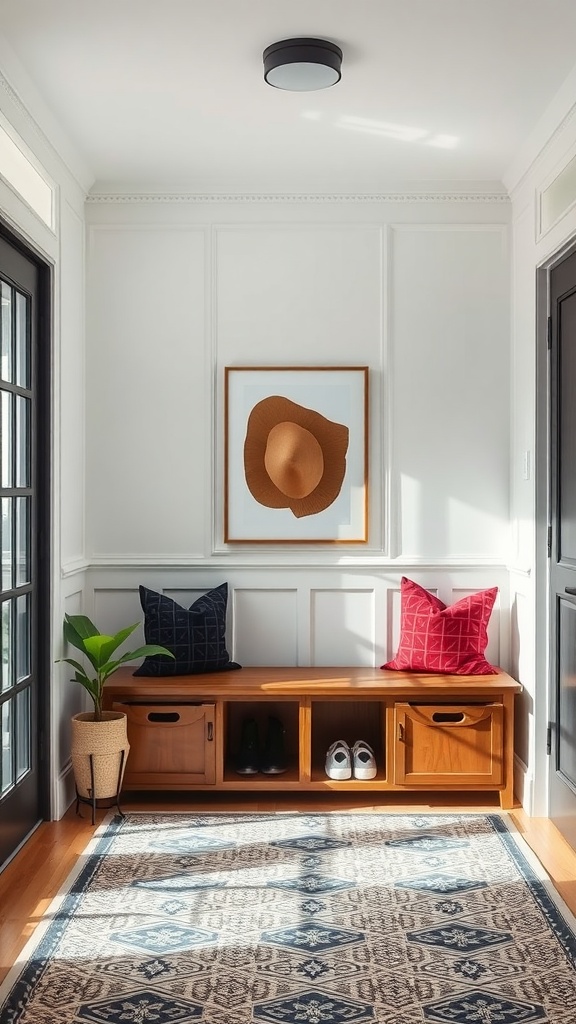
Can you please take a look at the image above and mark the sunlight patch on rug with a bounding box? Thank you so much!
[1,811,576,1023]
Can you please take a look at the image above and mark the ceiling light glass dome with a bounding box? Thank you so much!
[263,38,343,91]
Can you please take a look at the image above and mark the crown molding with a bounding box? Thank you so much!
[0,71,59,177]
[86,191,510,205]
[503,60,576,197]
[505,100,576,197]
[0,70,92,195]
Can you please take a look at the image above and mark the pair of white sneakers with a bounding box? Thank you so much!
[325,739,377,780]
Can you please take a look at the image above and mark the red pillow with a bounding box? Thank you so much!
[382,577,497,675]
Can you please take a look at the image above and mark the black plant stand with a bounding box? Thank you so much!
[75,749,127,825]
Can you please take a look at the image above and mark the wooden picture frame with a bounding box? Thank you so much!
[224,366,369,543]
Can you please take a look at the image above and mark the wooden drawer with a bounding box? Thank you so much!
[113,703,216,786]
[394,702,503,787]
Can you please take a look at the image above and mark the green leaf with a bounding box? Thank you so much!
[57,656,95,682]
[58,614,174,703]
[64,614,99,644]
[83,634,117,669]
[63,615,101,671]
[99,645,175,684]
[94,624,140,665]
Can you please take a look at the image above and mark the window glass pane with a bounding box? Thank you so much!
[15,496,29,587]
[1,281,12,383]
[16,396,30,488]
[1,391,12,487]
[15,292,29,389]
[16,687,30,780]
[2,599,12,692]
[16,594,29,683]
[1,698,13,793]
[2,497,12,592]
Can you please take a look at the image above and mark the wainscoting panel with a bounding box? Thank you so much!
[233,589,298,666]
[87,565,509,672]
[56,580,89,819]
[86,225,209,560]
[311,588,376,667]
[59,200,86,568]
[215,224,383,366]
[93,588,145,643]
[390,224,509,562]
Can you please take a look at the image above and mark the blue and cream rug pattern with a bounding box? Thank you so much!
[2,811,576,1023]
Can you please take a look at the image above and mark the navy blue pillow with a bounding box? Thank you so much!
[133,582,242,677]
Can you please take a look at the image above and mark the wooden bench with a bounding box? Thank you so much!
[103,665,522,808]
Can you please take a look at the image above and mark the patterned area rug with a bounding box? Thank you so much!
[2,811,576,1023]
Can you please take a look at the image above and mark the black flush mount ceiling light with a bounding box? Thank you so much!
[263,37,342,91]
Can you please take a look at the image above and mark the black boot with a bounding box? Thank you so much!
[261,715,288,775]
[235,717,260,774]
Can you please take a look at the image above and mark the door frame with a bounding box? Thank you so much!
[0,216,52,836]
[536,234,576,818]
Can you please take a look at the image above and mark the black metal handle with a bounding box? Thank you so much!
[207,722,214,741]
[565,587,576,595]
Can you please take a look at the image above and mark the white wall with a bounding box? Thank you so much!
[83,195,511,682]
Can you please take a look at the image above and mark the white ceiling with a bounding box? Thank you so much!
[2,0,576,193]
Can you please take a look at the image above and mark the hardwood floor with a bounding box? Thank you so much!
[1,791,576,987]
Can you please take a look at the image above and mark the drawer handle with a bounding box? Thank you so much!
[398,722,405,742]
[207,722,214,741]
[432,711,466,724]
[147,712,180,723]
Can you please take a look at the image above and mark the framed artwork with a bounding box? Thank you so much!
[224,366,369,543]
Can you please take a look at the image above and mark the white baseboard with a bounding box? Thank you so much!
[55,760,77,820]
[514,753,533,813]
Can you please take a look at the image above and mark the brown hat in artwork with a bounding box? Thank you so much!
[243,396,349,518]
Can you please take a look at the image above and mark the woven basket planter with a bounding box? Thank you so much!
[71,711,130,800]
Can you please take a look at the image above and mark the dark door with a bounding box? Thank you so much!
[0,228,50,869]
[549,248,576,847]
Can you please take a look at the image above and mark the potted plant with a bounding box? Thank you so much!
[59,614,174,810]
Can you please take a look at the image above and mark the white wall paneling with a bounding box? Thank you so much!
[59,199,85,568]
[311,588,376,667]
[390,224,510,562]
[86,224,209,560]
[87,565,509,675]
[233,589,298,666]
[85,201,510,569]
[214,224,383,365]
[510,204,536,573]
[54,578,88,819]
[214,222,384,552]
